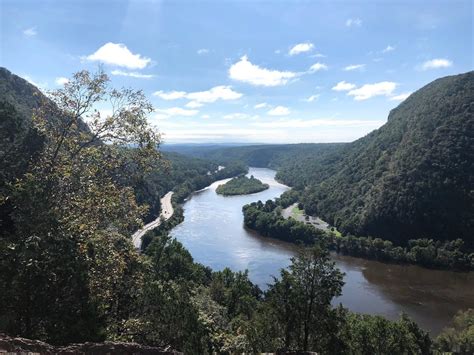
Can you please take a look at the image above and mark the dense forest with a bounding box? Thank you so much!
[216,175,269,196]
[170,71,474,249]
[0,68,472,353]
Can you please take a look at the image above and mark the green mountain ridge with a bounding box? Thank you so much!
[168,71,474,246]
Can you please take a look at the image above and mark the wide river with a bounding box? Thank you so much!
[170,167,473,335]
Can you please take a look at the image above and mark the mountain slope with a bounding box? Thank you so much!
[277,71,474,244]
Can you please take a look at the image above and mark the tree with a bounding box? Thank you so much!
[263,245,344,351]
[0,70,162,343]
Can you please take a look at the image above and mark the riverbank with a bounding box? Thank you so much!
[169,167,474,335]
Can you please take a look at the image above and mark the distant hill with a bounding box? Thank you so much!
[177,72,474,246]
[276,71,474,244]
[164,143,344,169]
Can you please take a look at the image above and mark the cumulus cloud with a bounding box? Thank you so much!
[153,90,187,100]
[304,94,320,102]
[332,81,356,91]
[346,18,362,27]
[197,48,209,55]
[268,106,290,116]
[289,42,314,56]
[186,85,242,103]
[23,27,37,37]
[382,45,395,53]
[309,62,328,72]
[254,102,269,109]
[55,77,69,85]
[348,81,397,100]
[390,92,412,101]
[421,58,452,70]
[344,64,365,71]
[85,43,151,69]
[111,70,154,79]
[229,55,297,86]
[154,86,242,108]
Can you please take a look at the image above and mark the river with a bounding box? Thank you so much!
[170,167,474,335]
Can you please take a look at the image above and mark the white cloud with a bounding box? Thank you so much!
[186,85,242,103]
[332,81,356,91]
[154,86,242,108]
[185,101,204,108]
[421,58,452,70]
[85,42,151,69]
[344,64,365,71]
[55,77,69,86]
[201,114,210,119]
[346,18,362,27]
[305,94,320,102]
[229,55,297,86]
[154,107,199,120]
[390,92,412,101]
[309,62,328,72]
[254,102,268,109]
[153,90,187,100]
[268,106,290,116]
[310,53,326,58]
[110,70,154,79]
[23,27,37,37]
[289,42,314,56]
[197,48,209,55]
[348,81,397,100]
[382,45,395,53]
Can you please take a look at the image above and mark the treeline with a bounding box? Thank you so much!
[173,161,247,203]
[129,153,247,224]
[216,175,269,196]
[243,199,474,270]
[138,229,434,354]
[1,68,470,354]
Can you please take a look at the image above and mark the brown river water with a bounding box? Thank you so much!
[169,167,474,335]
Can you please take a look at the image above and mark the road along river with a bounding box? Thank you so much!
[169,167,474,335]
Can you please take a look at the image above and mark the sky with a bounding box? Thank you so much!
[1,0,472,144]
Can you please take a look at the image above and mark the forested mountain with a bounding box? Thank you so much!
[1,67,471,353]
[175,72,473,246]
[277,71,473,244]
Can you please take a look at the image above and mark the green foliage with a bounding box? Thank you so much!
[243,200,326,245]
[216,175,269,196]
[2,67,468,353]
[0,69,160,344]
[244,199,473,270]
[276,72,474,245]
[260,246,345,352]
[173,72,474,246]
[434,309,474,354]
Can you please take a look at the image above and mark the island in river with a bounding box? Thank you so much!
[216,174,269,196]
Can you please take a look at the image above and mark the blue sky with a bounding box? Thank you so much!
[1,0,472,143]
